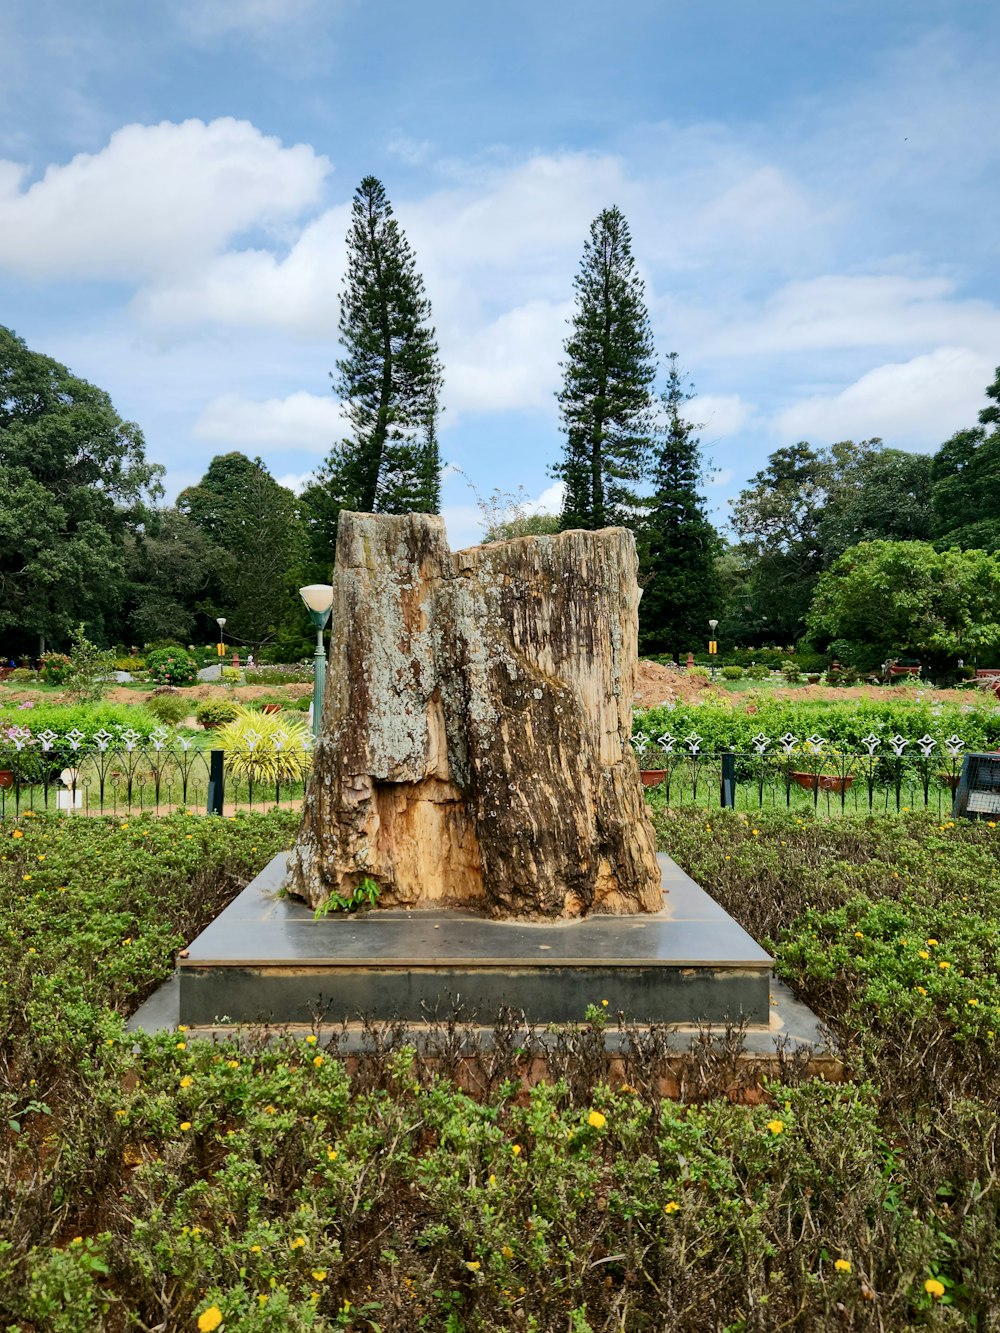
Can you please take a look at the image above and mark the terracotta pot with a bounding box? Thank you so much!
[790,771,854,794]
[0,769,13,789]
[261,703,283,715]
[640,769,668,787]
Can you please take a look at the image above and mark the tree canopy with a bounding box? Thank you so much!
[0,326,162,655]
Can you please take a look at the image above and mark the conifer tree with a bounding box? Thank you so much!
[320,176,443,523]
[553,206,656,531]
[638,355,720,656]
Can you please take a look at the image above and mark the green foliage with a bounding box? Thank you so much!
[720,665,744,680]
[0,325,163,657]
[634,694,1000,752]
[113,656,146,671]
[2,810,1000,1327]
[195,700,240,728]
[744,663,770,680]
[244,666,313,685]
[146,647,198,686]
[6,667,37,683]
[780,661,802,683]
[931,367,1000,549]
[807,540,1000,671]
[313,875,382,919]
[39,653,73,685]
[215,706,311,785]
[62,624,117,703]
[639,355,721,656]
[553,206,656,531]
[145,693,190,726]
[319,175,443,521]
[178,453,310,652]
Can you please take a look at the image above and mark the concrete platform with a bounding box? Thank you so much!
[137,852,789,1029]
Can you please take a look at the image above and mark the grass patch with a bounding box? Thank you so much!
[1,810,999,1328]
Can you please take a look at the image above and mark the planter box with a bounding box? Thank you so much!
[640,769,668,787]
[790,771,854,794]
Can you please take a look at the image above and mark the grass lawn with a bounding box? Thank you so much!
[2,808,999,1330]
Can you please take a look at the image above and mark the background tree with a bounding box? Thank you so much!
[638,355,720,656]
[931,366,1000,551]
[317,176,443,536]
[806,540,1000,672]
[553,206,656,532]
[178,453,310,654]
[0,326,162,655]
[122,509,221,646]
[817,446,934,561]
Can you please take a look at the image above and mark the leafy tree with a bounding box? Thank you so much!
[553,206,656,531]
[123,509,222,646]
[178,453,309,653]
[638,355,720,656]
[318,176,443,526]
[807,540,1000,671]
[931,367,1000,550]
[0,326,162,655]
[728,438,931,644]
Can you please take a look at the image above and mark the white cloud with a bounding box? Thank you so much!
[443,300,570,417]
[193,391,347,452]
[0,118,329,281]
[773,347,994,449]
[525,482,564,515]
[690,394,750,438]
[708,275,1000,358]
[175,0,320,37]
[275,470,317,495]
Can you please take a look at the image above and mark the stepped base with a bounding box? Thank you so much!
[172,853,774,1028]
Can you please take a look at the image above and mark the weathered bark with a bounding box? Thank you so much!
[288,512,661,918]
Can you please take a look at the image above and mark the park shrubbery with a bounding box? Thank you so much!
[146,648,198,687]
[1,808,999,1327]
[635,695,1000,752]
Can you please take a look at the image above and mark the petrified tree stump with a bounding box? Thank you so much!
[287,513,661,919]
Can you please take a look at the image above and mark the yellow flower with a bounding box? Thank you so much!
[916,986,927,996]
[264,1105,277,1115]
[465,1260,481,1272]
[11,829,23,838]
[178,1025,189,1032]
[600,999,608,1007]
[179,1075,194,1088]
[176,1041,187,1050]
[179,1121,192,1132]
[924,1278,945,1299]
[312,1269,327,1281]
[197,1306,224,1331]
[312,1055,324,1067]
[291,1236,307,1249]
[766,1119,785,1135]
[306,1034,318,1045]
[488,1173,496,1186]
[501,1244,514,1258]
[939,961,951,970]
[854,931,864,939]
[250,1244,262,1253]
[257,1295,268,1306]
[918,950,929,960]
[226,1060,239,1069]
[968,998,979,1006]
[511,1143,522,1156]
[664,1201,680,1214]
[327,1147,338,1160]
[834,1259,852,1273]
[587,1110,607,1130]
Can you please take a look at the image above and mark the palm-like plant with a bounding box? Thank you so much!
[214,707,311,786]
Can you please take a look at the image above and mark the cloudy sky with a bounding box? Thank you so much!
[2,0,998,548]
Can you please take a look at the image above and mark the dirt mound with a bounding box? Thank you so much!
[633,660,715,709]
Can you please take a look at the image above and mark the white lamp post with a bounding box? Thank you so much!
[299,585,334,737]
[216,616,226,661]
[709,619,719,680]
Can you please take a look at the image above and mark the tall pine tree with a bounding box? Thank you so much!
[638,355,720,656]
[318,176,443,529]
[553,206,656,531]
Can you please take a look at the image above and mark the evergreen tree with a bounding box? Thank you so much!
[931,366,1000,551]
[638,355,720,656]
[320,176,443,528]
[553,206,656,531]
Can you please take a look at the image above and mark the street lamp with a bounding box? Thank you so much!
[299,585,334,738]
[216,617,226,661]
[708,619,719,681]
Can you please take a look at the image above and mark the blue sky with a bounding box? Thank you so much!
[2,0,999,548]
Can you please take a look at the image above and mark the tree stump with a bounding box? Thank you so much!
[287,512,661,918]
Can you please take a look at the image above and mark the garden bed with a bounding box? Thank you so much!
[1,810,998,1328]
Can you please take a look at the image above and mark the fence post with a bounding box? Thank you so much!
[720,753,736,809]
[207,750,225,816]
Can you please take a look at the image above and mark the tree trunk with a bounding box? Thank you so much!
[288,513,661,919]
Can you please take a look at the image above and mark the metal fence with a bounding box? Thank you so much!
[0,727,312,818]
[632,730,969,817]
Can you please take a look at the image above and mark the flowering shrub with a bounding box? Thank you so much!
[145,648,197,686]
[39,653,73,685]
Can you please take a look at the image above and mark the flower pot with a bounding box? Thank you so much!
[640,769,668,787]
[260,703,283,715]
[0,769,13,789]
[790,771,853,794]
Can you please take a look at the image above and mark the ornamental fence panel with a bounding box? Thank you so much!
[631,730,970,817]
[0,727,313,819]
